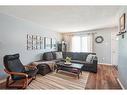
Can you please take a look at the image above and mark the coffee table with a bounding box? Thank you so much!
[56,62,84,79]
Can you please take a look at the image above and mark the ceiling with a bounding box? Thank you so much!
[0,6,121,33]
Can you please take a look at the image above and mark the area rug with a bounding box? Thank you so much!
[27,71,89,90]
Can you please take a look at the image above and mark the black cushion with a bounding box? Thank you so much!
[63,52,73,59]
[51,52,56,59]
[4,54,25,73]
[43,52,54,61]
[71,52,82,60]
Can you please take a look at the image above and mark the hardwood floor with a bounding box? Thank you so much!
[27,71,89,89]
[85,64,121,89]
[0,64,122,89]
[0,71,89,89]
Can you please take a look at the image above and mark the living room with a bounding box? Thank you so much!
[0,5,127,91]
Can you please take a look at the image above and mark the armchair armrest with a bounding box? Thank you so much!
[4,69,28,77]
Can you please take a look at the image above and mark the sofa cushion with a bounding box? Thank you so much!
[81,53,89,61]
[71,52,82,60]
[63,52,73,59]
[86,54,96,63]
[55,52,63,59]
[82,53,96,61]
[51,52,56,59]
[43,52,54,61]
[90,55,97,63]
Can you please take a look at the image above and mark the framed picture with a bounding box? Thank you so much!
[27,34,33,50]
[51,38,57,49]
[40,37,44,49]
[44,37,51,49]
[120,13,126,33]
[36,36,40,50]
[32,35,37,50]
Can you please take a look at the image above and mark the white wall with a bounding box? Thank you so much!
[0,13,62,79]
[117,6,127,89]
[93,27,118,64]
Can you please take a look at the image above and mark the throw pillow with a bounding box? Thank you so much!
[86,54,96,63]
[55,52,63,59]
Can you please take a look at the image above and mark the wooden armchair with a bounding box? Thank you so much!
[3,54,38,89]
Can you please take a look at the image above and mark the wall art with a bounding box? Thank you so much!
[44,37,51,49]
[27,34,33,50]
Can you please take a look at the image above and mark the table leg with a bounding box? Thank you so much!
[56,68,59,73]
[80,70,82,75]
[78,74,79,79]
[77,69,80,79]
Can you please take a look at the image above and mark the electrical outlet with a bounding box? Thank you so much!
[102,58,105,61]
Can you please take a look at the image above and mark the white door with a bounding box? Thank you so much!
[111,31,118,66]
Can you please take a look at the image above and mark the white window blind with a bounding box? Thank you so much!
[71,35,92,52]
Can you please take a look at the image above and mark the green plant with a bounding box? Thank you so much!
[65,57,71,62]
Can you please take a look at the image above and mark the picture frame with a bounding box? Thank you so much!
[32,35,37,50]
[36,36,40,50]
[27,34,33,50]
[27,34,54,50]
[51,38,57,49]
[119,13,126,33]
[44,37,52,49]
[40,37,44,49]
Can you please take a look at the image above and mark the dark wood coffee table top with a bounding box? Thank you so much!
[56,62,84,69]
[56,62,84,79]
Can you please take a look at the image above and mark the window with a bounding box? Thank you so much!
[71,35,92,52]
[72,36,80,52]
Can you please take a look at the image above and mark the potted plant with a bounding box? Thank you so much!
[65,57,71,64]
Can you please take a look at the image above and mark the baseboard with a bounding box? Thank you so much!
[117,78,125,89]
[98,63,113,66]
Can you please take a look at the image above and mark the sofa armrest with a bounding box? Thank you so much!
[82,56,98,73]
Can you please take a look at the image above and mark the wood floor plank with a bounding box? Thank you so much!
[85,64,122,89]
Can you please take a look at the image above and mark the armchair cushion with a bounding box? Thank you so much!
[4,54,25,73]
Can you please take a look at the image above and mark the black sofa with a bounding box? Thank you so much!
[42,52,98,73]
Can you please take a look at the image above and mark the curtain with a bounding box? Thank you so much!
[62,33,94,52]
[87,33,94,52]
[63,34,73,52]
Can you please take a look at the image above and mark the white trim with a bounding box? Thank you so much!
[117,78,125,89]
[98,63,113,66]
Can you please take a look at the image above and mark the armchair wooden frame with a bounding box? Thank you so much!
[4,65,37,89]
